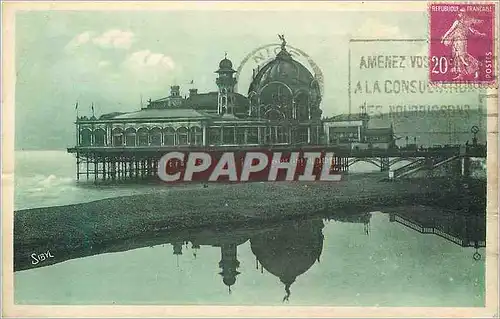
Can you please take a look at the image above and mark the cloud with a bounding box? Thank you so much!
[353,18,405,39]
[64,31,95,52]
[124,50,175,70]
[98,60,111,68]
[64,29,135,53]
[92,29,135,49]
[120,50,177,85]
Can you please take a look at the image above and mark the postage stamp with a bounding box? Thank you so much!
[1,1,499,318]
[429,3,496,85]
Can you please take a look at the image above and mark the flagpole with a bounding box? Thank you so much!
[75,101,79,147]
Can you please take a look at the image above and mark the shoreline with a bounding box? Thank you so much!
[14,175,486,272]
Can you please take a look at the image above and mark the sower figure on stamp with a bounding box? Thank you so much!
[441,8,486,80]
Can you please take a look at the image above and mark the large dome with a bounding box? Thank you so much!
[248,49,319,96]
[247,42,322,122]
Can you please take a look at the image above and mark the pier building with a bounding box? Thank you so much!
[67,36,483,182]
[74,37,325,151]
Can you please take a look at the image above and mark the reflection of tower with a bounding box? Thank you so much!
[219,243,241,293]
[364,219,370,236]
[216,53,237,116]
[250,219,325,302]
[172,242,183,267]
[192,242,201,259]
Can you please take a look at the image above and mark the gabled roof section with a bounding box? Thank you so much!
[185,92,249,110]
[365,127,393,136]
[326,113,370,122]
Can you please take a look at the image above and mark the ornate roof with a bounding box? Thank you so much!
[248,41,320,98]
[216,54,236,74]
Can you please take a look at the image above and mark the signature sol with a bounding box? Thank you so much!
[31,250,54,265]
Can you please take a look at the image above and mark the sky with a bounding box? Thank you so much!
[14,9,484,149]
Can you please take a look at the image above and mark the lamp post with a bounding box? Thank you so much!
[471,126,479,146]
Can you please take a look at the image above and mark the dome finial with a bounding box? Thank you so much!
[224,51,227,59]
[278,34,287,50]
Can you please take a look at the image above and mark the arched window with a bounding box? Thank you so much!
[177,127,189,145]
[259,82,292,111]
[265,108,283,121]
[236,127,245,144]
[137,128,149,146]
[248,91,259,117]
[247,127,258,144]
[208,127,221,145]
[222,127,235,145]
[164,127,176,146]
[80,129,92,146]
[190,127,202,145]
[150,127,162,146]
[94,129,106,146]
[249,91,258,106]
[310,126,319,145]
[278,126,289,144]
[125,127,136,147]
[295,92,310,121]
[297,127,309,144]
[112,128,123,146]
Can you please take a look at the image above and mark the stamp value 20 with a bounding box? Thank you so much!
[429,3,496,85]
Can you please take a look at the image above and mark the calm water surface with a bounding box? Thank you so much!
[14,210,485,306]
[13,151,486,306]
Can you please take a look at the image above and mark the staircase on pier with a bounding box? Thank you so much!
[389,155,461,180]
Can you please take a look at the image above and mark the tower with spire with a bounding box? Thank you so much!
[172,242,183,267]
[215,53,237,116]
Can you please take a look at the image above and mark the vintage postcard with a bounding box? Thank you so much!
[2,1,499,317]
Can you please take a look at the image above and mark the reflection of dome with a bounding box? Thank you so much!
[223,275,237,287]
[250,219,325,301]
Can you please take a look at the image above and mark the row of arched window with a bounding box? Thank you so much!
[79,127,203,147]
[79,125,320,147]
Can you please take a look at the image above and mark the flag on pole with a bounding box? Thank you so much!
[75,101,79,121]
[91,102,95,117]
[190,80,194,84]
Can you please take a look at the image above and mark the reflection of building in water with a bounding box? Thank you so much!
[218,243,241,292]
[183,230,249,292]
[167,213,373,295]
[389,210,486,249]
[213,236,248,292]
[172,242,184,255]
[172,242,184,266]
[250,219,325,301]
[325,212,373,235]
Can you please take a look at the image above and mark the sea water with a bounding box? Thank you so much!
[12,150,486,306]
